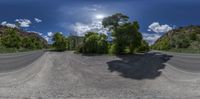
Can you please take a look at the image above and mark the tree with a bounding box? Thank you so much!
[97,34,109,53]
[66,36,84,50]
[102,13,129,30]
[152,37,170,50]
[22,37,32,49]
[78,32,108,54]
[136,40,150,52]
[52,32,67,51]
[102,13,148,54]
[21,37,44,49]
[125,22,142,53]
[1,28,21,49]
[109,22,143,54]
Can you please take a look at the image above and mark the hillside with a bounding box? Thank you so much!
[0,26,47,53]
[152,25,200,52]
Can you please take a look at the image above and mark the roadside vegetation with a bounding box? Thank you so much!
[51,13,150,54]
[0,27,47,53]
[52,32,67,51]
[152,25,200,53]
[2,13,198,54]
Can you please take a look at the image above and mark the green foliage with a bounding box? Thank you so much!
[78,32,108,54]
[136,40,150,52]
[66,36,83,50]
[102,13,149,54]
[109,43,121,54]
[126,22,143,53]
[52,32,67,51]
[109,22,143,54]
[22,37,32,49]
[153,25,200,52]
[1,28,21,49]
[102,13,129,30]
[152,37,170,50]
[97,34,109,53]
[189,32,197,41]
[0,27,47,53]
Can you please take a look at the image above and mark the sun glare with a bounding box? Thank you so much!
[95,14,105,19]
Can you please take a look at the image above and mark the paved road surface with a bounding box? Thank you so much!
[152,51,200,73]
[0,51,200,99]
[0,51,44,72]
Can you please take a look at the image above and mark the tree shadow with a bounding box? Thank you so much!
[107,52,173,80]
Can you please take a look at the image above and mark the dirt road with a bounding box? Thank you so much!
[0,51,200,99]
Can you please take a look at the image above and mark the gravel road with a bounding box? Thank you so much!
[0,51,200,99]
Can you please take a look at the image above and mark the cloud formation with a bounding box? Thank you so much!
[148,22,172,33]
[15,19,31,27]
[1,21,17,28]
[34,18,42,23]
[47,32,54,37]
[71,20,108,36]
[142,33,161,45]
[27,31,50,42]
[44,36,49,42]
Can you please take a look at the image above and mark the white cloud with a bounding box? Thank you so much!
[148,22,172,33]
[34,18,42,23]
[82,7,97,11]
[82,5,102,12]
[71,20,109,36]
[1,21,17,28]
[44,36,49,42]
[15,19,31,27]
[142,33,161,45]
[47,32,54,37]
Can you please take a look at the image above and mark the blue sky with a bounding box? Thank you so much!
[0,0,200,44]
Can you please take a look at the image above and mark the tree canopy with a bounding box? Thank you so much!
[102,13,147,54]
[52,32,67,51]
[102,13,129,30]
[78,32,108,54]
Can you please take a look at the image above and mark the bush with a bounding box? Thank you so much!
[1,29,21,49]
[136,40,149,52]
[78,32,108,54]
[152,37,170,50]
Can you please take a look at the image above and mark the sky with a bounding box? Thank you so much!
[0,0,200,44]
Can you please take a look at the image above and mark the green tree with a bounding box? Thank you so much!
[136,40,150,52]
[52,32,67,51]
[102,13,129,30]
[22,37,32,49]
[79,32,108,54]
[1,28,21,49]
[66,36,84,50]
[125,22,142,53]
[189,32,197,41]
[108,22,143,54]
[97,34,109,53]
[103,13,149,54]
[152,37,170,50]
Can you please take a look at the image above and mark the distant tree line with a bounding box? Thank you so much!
[52,13,149,54]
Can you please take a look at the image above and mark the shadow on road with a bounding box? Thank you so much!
[107,52,173,80]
